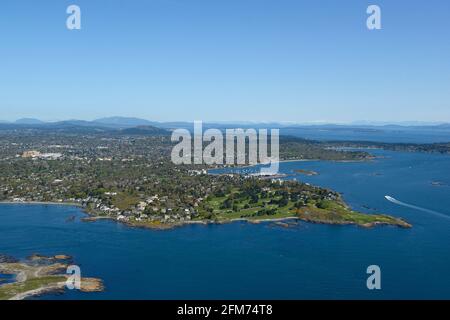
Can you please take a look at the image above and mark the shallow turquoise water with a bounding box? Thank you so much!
[0,149,449,299]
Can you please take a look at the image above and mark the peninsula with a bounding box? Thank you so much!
[0,130,411,229]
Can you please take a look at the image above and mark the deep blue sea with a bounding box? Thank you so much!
[1,149,450,299]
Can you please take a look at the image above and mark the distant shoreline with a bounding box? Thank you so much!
[211,157,372,171]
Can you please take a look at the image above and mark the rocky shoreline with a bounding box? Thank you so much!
[0,254,104,300]
[0,201,412,230]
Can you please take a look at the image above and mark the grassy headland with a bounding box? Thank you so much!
[0,254,104,300]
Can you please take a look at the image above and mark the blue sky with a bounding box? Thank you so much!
[0,0,449,123]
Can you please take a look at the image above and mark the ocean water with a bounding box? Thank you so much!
[281,127,450,143]
[0,149,449,299]
[0,273,15,285]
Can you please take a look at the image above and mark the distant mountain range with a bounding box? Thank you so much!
[93,117,159,128]
[15,118,47,125]
[1,117,450,140]
[0,117,171,136]
[2,117,449,129]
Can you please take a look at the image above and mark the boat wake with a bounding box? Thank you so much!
[385,195,450,221]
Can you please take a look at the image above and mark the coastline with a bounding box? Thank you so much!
[0,154,386,232]
[0,254,104,300]
[0,201,82,207]
[209,157,373,172]
[8,282,66,301]
[0,201,410,230]
[0,201,302,230]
